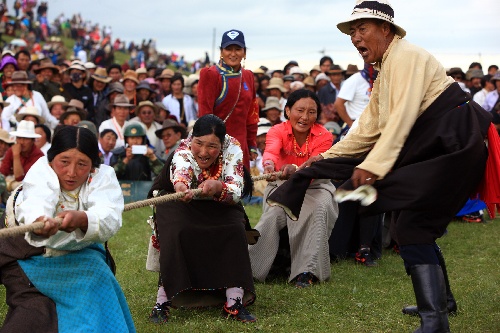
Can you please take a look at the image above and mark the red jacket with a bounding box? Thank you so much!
[0,145,44,181]
[198,63,259,168]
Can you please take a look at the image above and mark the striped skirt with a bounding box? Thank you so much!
[248,179,338,282]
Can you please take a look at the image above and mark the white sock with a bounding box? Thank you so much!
[226,287,244,307]
[156,286,168,305]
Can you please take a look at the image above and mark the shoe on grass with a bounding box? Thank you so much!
[149,301,171,324]
[294,272,318,288]
[223,297,256,322]
[355,248,377,267]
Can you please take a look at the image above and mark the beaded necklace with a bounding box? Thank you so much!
[293,134,310,157]
[201,155,223,180]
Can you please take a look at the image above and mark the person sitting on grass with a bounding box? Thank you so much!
[147,114,257,323]
[248,89,338,288]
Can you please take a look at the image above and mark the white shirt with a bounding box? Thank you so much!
[473,88,489,108]
[40,142,51,155]
[12,157,123,251]
[99,117,130,148]
[337,72,371,120]
[162,94,197,125]
[2,91,59,131]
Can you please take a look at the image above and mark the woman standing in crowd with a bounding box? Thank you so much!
[161,73,196,127]
[0,56,18,97]
[197,29,260,169]
[248,89,337,287]
[0,126,135,332]
[148,114,256,323]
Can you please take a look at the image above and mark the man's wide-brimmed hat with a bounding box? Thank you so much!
[34,59,59,74]
[266,77,287,93]
[345,64,359,76]
[59,99,87,123]
[15,106,46,124]
[337,0,406,38]
[91,67,112,83]
[327,64,344,74]
[122,69,139,84]
[155,118,186,139]
[6,71,32,85]
[257,118,272,137]
[156,68,175,80]
[262,96,282,112]
[111,94,135,108]
[0,129,15,144]
[10,120,41,138]
[47,95,68,109]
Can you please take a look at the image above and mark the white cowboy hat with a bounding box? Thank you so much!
[337,0,406,38]
[10,120,41,138]
[15,106,46,124]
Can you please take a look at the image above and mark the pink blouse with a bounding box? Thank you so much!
[263,121,333,170]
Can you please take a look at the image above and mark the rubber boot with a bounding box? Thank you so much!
[403,251,457,316]
[410,265,450,333]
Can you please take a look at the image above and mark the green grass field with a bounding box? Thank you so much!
[1,205,500,332]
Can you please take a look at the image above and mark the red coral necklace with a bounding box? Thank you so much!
[202,155,223,180]
[293,135,310,157]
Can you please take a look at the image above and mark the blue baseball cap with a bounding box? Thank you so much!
[220,29,246,49]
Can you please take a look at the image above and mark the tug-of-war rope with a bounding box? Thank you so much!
[0,171,283,238]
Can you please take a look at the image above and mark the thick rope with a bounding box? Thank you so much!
[0,171,283,238]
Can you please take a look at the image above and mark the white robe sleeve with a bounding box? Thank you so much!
[17,159,124,250]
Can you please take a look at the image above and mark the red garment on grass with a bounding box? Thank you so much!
[477,123,500,218]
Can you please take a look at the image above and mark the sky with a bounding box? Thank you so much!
[46,0,500,72]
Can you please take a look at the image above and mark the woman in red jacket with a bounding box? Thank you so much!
[197,29,260,169]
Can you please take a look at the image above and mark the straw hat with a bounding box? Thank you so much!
[315,73,331,84]
[266,77,287,93]
[10,120,41,138]
[47,95,69,109]
[303,76,316,87]
[262,97,282,112]
[84,62,97,70]
[156,68,175,80]
[6,71,32,85]
[257,118,272,136]
[91,67,112,83]
[15,106,46,124]
[135,100,157,115]
[337,0,406,38]
[122,69,139,84]
[309,65,322,75]
[135,67,147,75]
[66,62,87,72]
[0,129,14,144]
[155,118,186,139]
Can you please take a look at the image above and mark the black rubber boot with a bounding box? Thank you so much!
[410,265,450,333]
[403,251,457,316]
